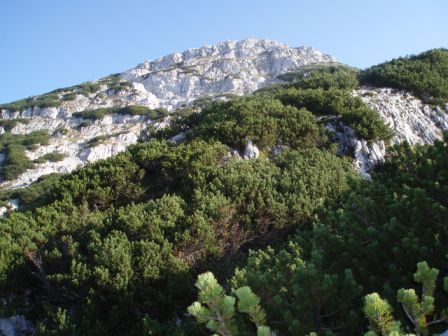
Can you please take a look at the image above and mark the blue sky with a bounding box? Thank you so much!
[1,0,447,103]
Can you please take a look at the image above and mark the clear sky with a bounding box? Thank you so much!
[1,0,447,103]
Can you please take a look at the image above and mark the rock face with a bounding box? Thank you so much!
[327,87,448,178]
[354,87,448,145]
[1,114,150,189]
[0,39,334,189]
[327,119,386,179]
[120,38,336,110]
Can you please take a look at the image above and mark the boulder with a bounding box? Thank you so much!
[243,140,259,159]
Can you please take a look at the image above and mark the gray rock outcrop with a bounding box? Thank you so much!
[243,140,260,159]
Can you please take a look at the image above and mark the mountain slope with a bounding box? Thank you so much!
[0,39,335,189]
[0,39,447,190]
[0,42,448,336]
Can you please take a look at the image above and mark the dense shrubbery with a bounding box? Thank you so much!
[0,52,446,335]
[157,88,392,145]
[73,105,169,121]
[1,144,35,181]
[183,96,327,150]
[0,118,30,131]
[0,93,62,111]
[363,261,448,336]
[360,48,448,104]
[0,173,62,209]
[278,63,359,90]
[192,259,448,336]
[262,87,394,140]
[33,151,65,164]
[0,97,355,334]
[228,133,448,335]
[0,130,50,180]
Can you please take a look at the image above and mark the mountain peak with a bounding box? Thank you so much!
[120,38,335,109]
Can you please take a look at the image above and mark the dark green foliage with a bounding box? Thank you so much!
[232,133,448,335]
[73,105,169,121]
[360,48,448,104]
[0,118,30,132]
[75,82,101,96]
[62,92,77,101]
[231,244,363,335]
[85,134,116,148]
[76,120,92,129]
[278,63,359,90]
[363,262,448,336]
[1,144,35,180]
[0,130,51,180]
[0,173,62,210]
[188,272,272,336]
[158,78,390,143]
[52,127,69,136]
[0,50,445,335]
[263,87,393,140]
[34,152,65,164]
[0,129,353,334]
[161,96,328,150]
[0,93,62,111]
[51,151,147,209]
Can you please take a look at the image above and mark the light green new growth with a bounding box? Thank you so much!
[234,286,266,327]
[363,261,448,336]
[188,272,237,336]
[188,272,272,336]
[363,293,401,336]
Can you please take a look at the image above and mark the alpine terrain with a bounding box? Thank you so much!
[0,39,447,336]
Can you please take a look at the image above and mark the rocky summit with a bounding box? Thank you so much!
[119,38,336,109]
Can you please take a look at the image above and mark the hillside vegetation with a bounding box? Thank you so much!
[360,48,448,104]
[0,52,447,336]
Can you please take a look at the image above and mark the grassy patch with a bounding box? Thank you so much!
[1,144,34,180]
[0,130,51,180]
[0,74,132,111]
[0,93,62,111]
[85,131,128,148]
[73,105,169,121]
[0,119,30,132]
[34,152,65,164]
[0,130,50,149]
